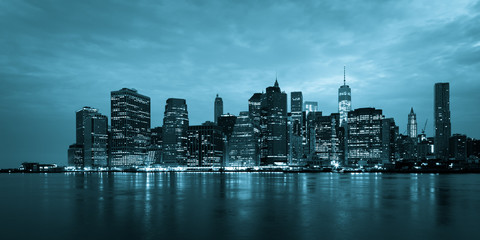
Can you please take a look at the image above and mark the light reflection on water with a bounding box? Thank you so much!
[1,173,480,240]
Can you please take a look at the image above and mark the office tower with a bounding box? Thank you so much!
[434,82,451,160]
[304,101,318,118]
[67,144,83,168]
[76,106,98,145]
[162,98,189,166]
[147,127,163,165]
[260,79,288,165]
[228,111,257,166]
[382,118,398,163]
[347,108,383,167]
[84,113,108,168]
[307,112,343,167]
[110,88,151,166]
[291,92,303,112]
[407,108,417,139]
[290,92,304,163]
[187,123,224,167]
[248,93,263,128]
[214,94,223,124]
[449,134,467,161]
[217,114,237,165]
[338,67,352,127]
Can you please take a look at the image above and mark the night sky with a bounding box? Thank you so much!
[1,0,479,168]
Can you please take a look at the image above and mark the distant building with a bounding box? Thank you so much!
[417,135,435,160]
[228,111,257,166]
[338,67,352,165]
[68,144,83,169]
[304,101,318,118]
[347,108,383,167]
[147,127,163,165]
[307,112,343,167]
[290,91,304,164]
[338,67,351,127]
[110,88,151,166]
[187,124,224,167]
[214,94,223,124]
[382,118,398,163]
[76,106,98,145]
[449,134,467,161]
[407,108,417,139]
[248,93,263,129]
[83,113,108,168]
[260,79,288,165]
[434,83,451,160]
[218,114,238,164]
[162,98,189,166]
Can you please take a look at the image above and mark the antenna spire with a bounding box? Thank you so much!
[343,66,346,86]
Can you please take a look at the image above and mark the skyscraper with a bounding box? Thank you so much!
[110,88,151,166]
[290,92,304,163]
[434,82,451,160]
[214,94,223,124]
[347,108,383,167]
[162,98,189,166]
[228,111,257,166]
[76,106,98,145]
[83,113,108,168]
[260,79,288,165]
[187,123,223,167]
[407,108,417,139]
[338,67,351,127]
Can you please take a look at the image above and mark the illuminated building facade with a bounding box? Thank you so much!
[260,79,288,165]
[290,91,304,163]
[407,108,417,139]
[110,88,151,166]
[338,67,351,127]
[434,82,451,160]
[228,111,257,166]
[83,112,108,167]
[307,112,343,166]
[381,118,398,163]
[347,108,383,167]
[162,98,189,166]
[187,123,224,167]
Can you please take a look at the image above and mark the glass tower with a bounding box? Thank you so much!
[162,98,189,166]
[434,82,451,160]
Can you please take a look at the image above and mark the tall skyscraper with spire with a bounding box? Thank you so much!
[214,94,223,124]
[434,82,451,160]
[407,108,417,139]
[338,66,351,127]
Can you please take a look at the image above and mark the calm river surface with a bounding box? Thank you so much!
[1,173,479,240]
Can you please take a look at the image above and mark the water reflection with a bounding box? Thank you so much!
[1,173,480,240]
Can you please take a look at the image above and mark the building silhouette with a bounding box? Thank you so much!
[449,134,467,161]
[76,106,99,146]
[110,88,151,166]
[407,108,417,139]
[147,126,163,165]
[67,144,83,168]
[434,83,451,160]
[162,98,189,166]
[218,114,238,165]
[382,118,398,163]
[214,94,223,124]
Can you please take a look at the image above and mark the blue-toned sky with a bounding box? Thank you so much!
[1,0,479,168]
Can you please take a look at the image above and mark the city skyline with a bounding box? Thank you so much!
[1,0,480,168]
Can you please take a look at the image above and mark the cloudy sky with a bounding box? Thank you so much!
[1,0,479,168]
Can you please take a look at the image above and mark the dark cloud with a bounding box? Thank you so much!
[0,0,479,168]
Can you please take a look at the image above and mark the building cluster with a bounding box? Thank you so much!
[68,76,480,170]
